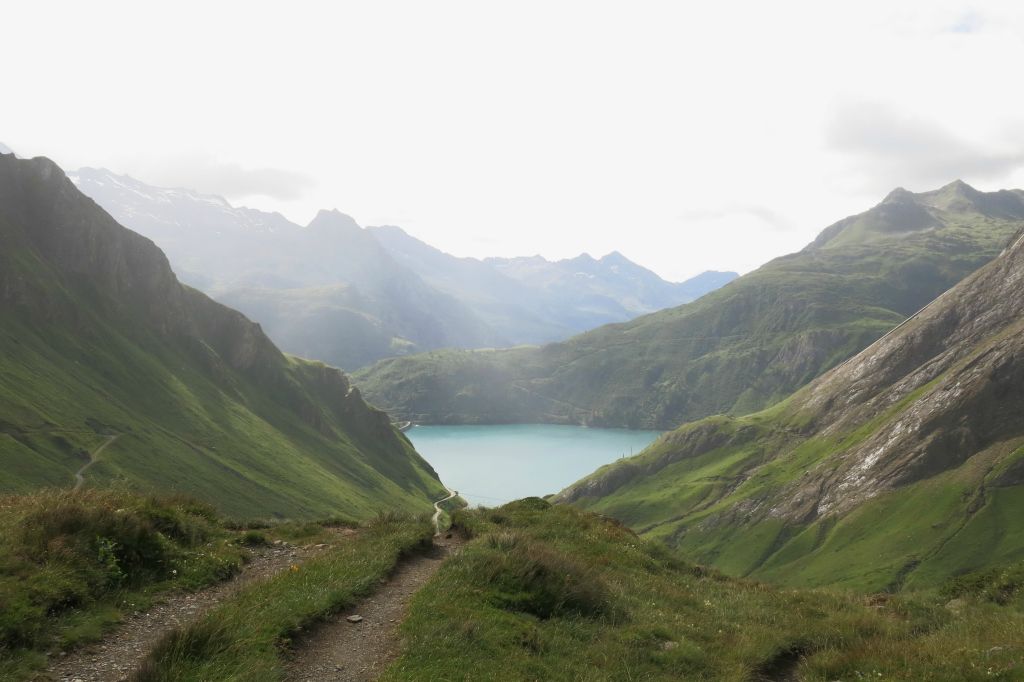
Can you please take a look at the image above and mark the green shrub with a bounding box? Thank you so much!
[0,588,46,648]
[0,488,240,667]
[238,531,269,547]
[473,534,617,620]
[317,515,357,529]
[941,561,1024,605]
[135,619,233,679]
[223,519,272,531]
[502,497,551,513]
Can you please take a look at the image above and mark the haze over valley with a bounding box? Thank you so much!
[3,2,1024,679]
[69,166,735,370]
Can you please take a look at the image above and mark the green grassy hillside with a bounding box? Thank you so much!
[557,223,1024,592]
[357,181,1024,429]
[386,500,1024,680]
[0,153,445,518]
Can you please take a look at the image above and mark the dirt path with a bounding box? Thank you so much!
[73,435,119,491]
[431,487,458,534]
[44,531,355,682]
[285,534,462,682]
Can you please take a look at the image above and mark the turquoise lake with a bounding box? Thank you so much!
[406,424,662,506]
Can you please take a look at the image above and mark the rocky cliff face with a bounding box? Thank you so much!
[787,227,1024,518]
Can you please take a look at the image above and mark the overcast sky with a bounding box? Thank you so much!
[5,1,1024,280]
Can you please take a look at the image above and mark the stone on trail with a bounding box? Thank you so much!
[346,614,364,623]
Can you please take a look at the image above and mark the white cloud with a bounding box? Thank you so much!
[826,100,1024,193]
[3,0,1024,280]
[115,154,315,202]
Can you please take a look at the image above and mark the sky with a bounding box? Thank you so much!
[4,0,1024,281]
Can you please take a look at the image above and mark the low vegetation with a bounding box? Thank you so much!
[384,500,1023,680]
[133,512,434,681]
[0,488,245,680]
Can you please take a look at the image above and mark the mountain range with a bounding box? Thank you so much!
[0,150,444,518]
[68,167,735,369]
[557,217,1024,591]
[3,141,1024,681]
[356,181,1024,430]
[368,224,737,345]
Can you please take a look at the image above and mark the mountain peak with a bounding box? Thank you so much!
[0,142,14,156]
[931,179,982,202]
[916,178,995,215]
[881,187,914,203]
[808,180,1015,251]
[942,178,977,193]
[600,250,630,263]
[307,209,362,232]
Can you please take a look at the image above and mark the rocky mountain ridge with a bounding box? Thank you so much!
[70,167,733,368]
[556,223,1024,589]
[357,180,1024,430]
[370,224,736,345]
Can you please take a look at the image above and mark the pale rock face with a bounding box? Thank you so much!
[557,210,1024,529]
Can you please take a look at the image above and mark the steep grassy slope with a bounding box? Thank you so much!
[385,500,1024,680]
[0,153,445,518]
[557,224,1024,591]
[358,181,1024,428]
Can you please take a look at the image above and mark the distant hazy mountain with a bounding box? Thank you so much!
[370,225,737,344]
[69,168,734,368]
[0,142,14,156]
[69,168,497,369]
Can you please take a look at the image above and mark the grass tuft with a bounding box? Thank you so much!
[0,488,245,679]
[473,534,616,620]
